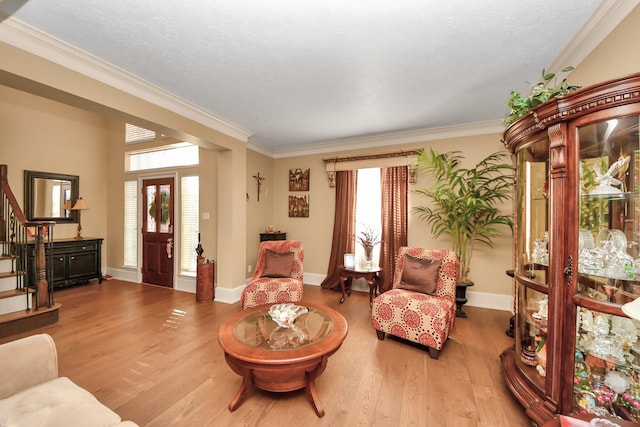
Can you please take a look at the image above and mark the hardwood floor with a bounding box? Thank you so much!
[0,280,531,426]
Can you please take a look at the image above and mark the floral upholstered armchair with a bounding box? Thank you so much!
[371,247,458,359]
[240,240,304,309]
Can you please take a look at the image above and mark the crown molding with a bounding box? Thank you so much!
[268,120,506,159]
[549,0,639,74]
[0,17,252,143]
[246,136,275,158]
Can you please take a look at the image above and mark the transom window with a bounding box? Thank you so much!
[126,143,199,172]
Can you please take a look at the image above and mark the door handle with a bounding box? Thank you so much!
[166,238,174,259]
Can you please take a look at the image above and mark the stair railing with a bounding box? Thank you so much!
[0,164,54,309]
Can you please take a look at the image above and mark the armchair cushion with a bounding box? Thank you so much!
[0,377,125,427]
[398,255,441,295]
[261,250,294,278]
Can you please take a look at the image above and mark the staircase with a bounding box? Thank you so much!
[0,164,60,339]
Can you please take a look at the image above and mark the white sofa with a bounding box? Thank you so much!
[0,333,138,427]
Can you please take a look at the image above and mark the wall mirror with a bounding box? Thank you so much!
[24,170,79,223]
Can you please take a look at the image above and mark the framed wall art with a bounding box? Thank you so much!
[288,194,309,217]
[289,168,310,191]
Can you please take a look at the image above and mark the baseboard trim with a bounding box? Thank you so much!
[105,268,514,312]
[466,290,514,313]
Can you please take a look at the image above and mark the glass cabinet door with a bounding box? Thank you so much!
[574,114,640,419]
[517,284,549,389]
[514,135,550,390]
[516,136,550,285]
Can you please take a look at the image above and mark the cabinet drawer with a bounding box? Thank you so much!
[51,242,97,255]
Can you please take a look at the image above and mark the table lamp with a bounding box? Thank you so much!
[71,197,89,239]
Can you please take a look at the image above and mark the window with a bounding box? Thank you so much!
[123,180,138,267]
[181,176,199,274]
[125,124,156,144]
[355,168,381,267]
[126,143,199,172]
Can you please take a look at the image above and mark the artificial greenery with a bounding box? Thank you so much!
[413,148,514,282]
[504,66,581,124]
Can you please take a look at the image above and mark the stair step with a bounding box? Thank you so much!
[0,256,15,272]
[0,303,61,339]
[0,288,33,314]
[0,271,27,293]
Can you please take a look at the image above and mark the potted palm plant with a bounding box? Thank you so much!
[413,148,514,316]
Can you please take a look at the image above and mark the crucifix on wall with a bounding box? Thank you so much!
[252,172,265,201]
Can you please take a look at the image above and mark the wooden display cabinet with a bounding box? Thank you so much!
[502,73,640,424]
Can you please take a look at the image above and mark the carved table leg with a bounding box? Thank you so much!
[305,357,329,418]
[305,378,325,417]
[339,276,351,303]
[228,369,253,412]
[339,276,346,303]
[367,273,379,306]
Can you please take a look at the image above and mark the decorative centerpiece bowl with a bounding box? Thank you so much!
[268,303,308,328]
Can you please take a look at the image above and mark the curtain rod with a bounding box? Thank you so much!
[322,148,421,164]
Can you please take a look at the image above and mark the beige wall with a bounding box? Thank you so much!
[570,5,640,86]
[245,150,276,278]
[0,43,246,289]
[266,134,512,296]
[0,85,111,243]
[0,40,249,292]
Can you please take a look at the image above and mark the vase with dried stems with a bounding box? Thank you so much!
[357,223,380,270]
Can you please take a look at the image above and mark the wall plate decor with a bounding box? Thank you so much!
[288,194,309,217]
[289,168,310,191]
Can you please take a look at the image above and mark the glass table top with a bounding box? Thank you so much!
[233,304,334,351]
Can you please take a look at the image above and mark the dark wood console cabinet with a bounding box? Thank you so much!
[259,232,287,242]
[27,237,103,288]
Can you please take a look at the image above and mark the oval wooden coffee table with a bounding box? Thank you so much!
[218,302,348,417]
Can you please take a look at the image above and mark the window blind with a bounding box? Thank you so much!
[123,180,138,267]
[181,176,199,273]
[125,123,156,144]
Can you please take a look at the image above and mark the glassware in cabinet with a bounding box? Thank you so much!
[576,116,640,294]
[516,284,549,389]
[574,307,640,419]
[573,113,640,420]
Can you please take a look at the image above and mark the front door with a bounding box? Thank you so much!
[142,177,174,287]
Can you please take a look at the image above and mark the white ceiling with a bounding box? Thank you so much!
[0,1,633,155]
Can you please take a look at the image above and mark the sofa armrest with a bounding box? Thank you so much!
[0,333,59,399]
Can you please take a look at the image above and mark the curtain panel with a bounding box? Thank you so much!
[320,170,357,290]
[379,166,408,292]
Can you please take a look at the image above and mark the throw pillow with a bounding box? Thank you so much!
[261,250,294,278]
[397,254,442,294]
